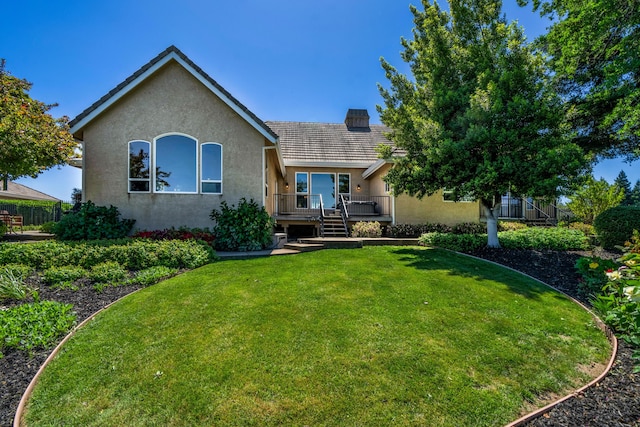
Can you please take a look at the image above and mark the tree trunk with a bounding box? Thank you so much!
[482,198,501,248]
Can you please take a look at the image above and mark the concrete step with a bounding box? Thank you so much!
[283,242,325,252]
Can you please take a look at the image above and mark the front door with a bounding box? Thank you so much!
[311,173,336,211]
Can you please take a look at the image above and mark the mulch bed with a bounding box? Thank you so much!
[2,248,639,426]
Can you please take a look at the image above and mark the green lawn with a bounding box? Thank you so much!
[23,247,611,426]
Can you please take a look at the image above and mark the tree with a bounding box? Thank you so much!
[0,60,77,188]
[519,0,640,160]
[613,170,633,205]
[631,180,640,206]
[377,0,585,247]
[566,175,624,224]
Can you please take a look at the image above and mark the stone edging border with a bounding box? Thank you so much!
[13,247,619,426]
[13,288,145,427]
[457,253,619,427]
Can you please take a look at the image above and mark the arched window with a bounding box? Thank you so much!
[201,143,222,194]
[154,134,198,193]
[128,140,151,192]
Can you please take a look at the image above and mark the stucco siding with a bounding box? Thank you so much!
[82,60,268,230]
[394,191,480,226]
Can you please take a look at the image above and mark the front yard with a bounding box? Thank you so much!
[19,247,610,426]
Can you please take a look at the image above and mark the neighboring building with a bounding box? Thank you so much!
[69,46,556,236]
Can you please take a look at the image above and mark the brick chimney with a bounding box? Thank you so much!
[344,109,370,130]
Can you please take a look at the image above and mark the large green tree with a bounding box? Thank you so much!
[613,170,633,206]
[377,0,585,247]
[0,60,77,188]
[566,175,624,223]
[519,0,640,159]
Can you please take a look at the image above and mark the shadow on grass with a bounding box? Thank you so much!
[391,247,560,301]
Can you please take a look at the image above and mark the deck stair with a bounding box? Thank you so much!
[322,214,348,237]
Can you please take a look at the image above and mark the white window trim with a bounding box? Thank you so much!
[153,132,199,194]
[128,140,151,193]
[200,142,223,195]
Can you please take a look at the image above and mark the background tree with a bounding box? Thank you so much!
[566,175,624,224]
[518,0,640,160]
[631,180,640,206]
[377,0,585,247]
[613,170,633,206]
[0,60,77,189]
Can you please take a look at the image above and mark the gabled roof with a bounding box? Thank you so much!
[0,181,60,201]
[265,121,394,168]
[69,46,278,143]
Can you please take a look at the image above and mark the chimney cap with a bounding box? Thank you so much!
[345,108,370,130]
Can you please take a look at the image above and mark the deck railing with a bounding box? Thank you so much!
[274,194,323,217]
[342,195,391,217]
[275,194,391,217]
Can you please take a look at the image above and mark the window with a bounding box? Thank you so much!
[129,140,151,192]
[154,134,197,193]
[442,189,474,202]
[296,172,309,208]
[338,173,350,196]
[201,143,222,194]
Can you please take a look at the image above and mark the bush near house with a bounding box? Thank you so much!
[351,221,382,238]
[53,201,135,240]
[210,198,274,251]
[133,227,215,247]
[594,206,640,249]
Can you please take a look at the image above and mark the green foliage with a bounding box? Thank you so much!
[498,221,529,232]
[386,223,452,238]
[594,206,640,249]
[566,221,596,236]
[40,221,57,234]
[127,266,178,287]
[575,257,619,298]
[520,0,640,159]
[451,222,486,235]
[0,220,7,236]
[378,0,586,247]
[632,180,640,206]
[0,300,76,356]
[0,267,33,301]
[2,263,34,279]
[419,233,487,252]
[351,221,382,238]
[0,239,214,270]
[420,227,589,252]
[499,227,590,251]
[53,201,135,240]
[210,198,274,251]
[591,232,640,370]
[0,60,77,182]
[89,261,127,285]
[566,175,625,224]
[42,266,87,290]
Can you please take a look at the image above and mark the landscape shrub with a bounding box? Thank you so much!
[497,221,528,232]
[387,223,452,238]
[451,222,486,235]
[53,201,135,240]
[42,266,87,290]
[574,257,619,298]
[594,206,640,249]
[0,300,76,357]
[39,221,57,234]
[127,266,178,287]
[499,227,589,251]
[210,198,274,251]
[351,221,382,238]
[567,221,596,236]
[89,261,127,285]
[0,239,214,270]
[2,264,34,279]
[133,227,215,246]
[592,231,640,370]
[0,221,7,236]
[419,232,486,252]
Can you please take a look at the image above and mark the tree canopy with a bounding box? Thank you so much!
[613,170,634,206]
[566,175,624,224]
[519,0,640,160]
[377,0,586,247]
[0,60,77,186]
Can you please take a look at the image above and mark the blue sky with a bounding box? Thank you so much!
[2,0,637,200]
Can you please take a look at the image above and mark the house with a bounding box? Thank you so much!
[69,46,557,236]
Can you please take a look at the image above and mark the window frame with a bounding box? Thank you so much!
[200,142,223,195]
[128,140,151,193]
[296,172,309,209]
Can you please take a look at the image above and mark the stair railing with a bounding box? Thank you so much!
[319,195,325,237]
[338,194,349,236]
